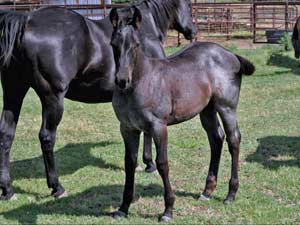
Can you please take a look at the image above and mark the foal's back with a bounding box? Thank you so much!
[151,42,242,95]
[162,42,241,80]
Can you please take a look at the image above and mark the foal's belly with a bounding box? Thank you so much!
[167,80,212,125]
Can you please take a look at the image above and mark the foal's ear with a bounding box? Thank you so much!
[132,6,142,30]
[109,8,119,28]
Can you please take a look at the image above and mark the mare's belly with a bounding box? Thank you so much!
[66,68,114,103]
[65,78,114,103]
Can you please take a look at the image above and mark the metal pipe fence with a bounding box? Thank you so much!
[1,1,300,44]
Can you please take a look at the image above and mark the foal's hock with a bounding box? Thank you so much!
[110,7,255,222]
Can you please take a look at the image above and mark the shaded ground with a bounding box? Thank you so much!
[247,136,300,169]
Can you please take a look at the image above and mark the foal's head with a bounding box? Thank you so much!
[110,7,142,90]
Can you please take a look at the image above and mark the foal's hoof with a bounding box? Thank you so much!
[112,210,127,219]
[0,192,16,201]
[145,162,156,173]
[159,215,172,222]
[52,189,68,199]
[199,193,210,201]
[56,191,68,199]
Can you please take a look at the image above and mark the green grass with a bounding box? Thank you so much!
[0,44,300,224]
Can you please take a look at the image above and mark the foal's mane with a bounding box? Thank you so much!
[134,0,180,33]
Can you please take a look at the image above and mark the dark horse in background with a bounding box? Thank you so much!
[292,17,300,59]
[0,0,196,200]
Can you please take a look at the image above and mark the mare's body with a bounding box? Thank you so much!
[0,0,196,200]
[292,17,300,58]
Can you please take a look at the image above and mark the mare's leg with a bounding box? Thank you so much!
[200,102,225,200]
[114,124,140,218]
[152,122,175,222]
[37,91,67,198]
[142,133,156,173]
[217,105,241,204]
[0,74,29,200]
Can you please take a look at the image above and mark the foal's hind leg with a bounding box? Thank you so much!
[0,74,29,200]
[217,105,241,204]
[37,91,67,198]
[199,102,225,201]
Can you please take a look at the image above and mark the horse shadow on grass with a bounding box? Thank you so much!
[11,141,122,181]
[267,52,300,75]
[2,184,197,224]
[246,136,300,169]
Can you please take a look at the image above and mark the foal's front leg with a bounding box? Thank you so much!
[113,124,140,218]
[151,122,175,222]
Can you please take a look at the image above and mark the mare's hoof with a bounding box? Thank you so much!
[0,192,16,201]
[145,162,156,173]
[223,197,235,205]
[112,210,127,219]
[159,215,172,222]
[52,188,68,199]
[135,165,144,172]
[199,193,210,201]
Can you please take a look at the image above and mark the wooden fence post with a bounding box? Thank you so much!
[253,2,256,43]
[102,0,106,17]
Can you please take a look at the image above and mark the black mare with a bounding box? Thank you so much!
[109,7,255,222]
[292,17,300,59]
[0,0,196,200]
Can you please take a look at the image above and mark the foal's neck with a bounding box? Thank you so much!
[132,47,152,84]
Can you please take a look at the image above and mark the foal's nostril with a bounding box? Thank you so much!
[118,79,127,89]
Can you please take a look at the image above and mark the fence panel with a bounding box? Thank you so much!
[1,1,300,44]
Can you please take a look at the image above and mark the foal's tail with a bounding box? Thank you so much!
[235,54,255,76]
[0,10,27,68]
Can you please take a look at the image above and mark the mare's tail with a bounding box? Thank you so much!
[0,10,27,68]
[235,54,255,76]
